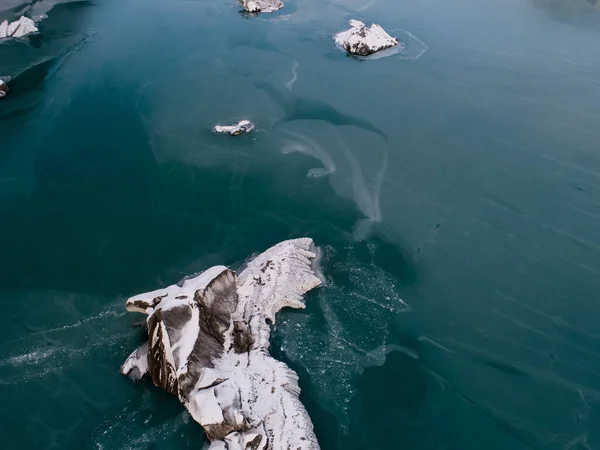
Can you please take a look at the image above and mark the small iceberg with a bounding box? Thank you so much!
[0,16,38,39]
[0,80,8,98]
[213,120,255,136]
[334,20,399,56]
[240,0,284,13]
[121,238,322,450]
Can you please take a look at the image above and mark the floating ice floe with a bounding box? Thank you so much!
[121,238,322,450]
[239,0,283,13]
[0,16,38,39]
[0,80,8,98]
[334,20,399,56]
[213,120,255,136]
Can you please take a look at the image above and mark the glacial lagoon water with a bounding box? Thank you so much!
[1,0,600,449]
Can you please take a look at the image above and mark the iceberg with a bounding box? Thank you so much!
[334,20,399,56]
[239,0,284,13]
[0,16,38,39]
[121,238,322,450]
[213,120,255,136]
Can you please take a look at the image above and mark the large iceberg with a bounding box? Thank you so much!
[121,238,322,450]
[334,20,399,56]
[0,16,38,39]
[239,0,283,13]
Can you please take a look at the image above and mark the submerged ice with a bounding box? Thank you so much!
[121,238,322,450]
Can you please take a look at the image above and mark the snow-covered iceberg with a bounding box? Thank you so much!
[334,20,399,56]
[121,238,322,450]
[0,16,38,39]
[213,120,255,136]
[239,0,283,13]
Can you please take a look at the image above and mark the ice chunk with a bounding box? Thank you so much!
[239,0,283,13]
[121,238,322,450]
[213,120,255,136]
[121,342,149,381]
[334,20,399,56]
[0,16,38,39]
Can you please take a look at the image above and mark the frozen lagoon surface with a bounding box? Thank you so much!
[2,0,600,449]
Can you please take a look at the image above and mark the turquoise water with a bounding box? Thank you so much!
[2,0,600,448]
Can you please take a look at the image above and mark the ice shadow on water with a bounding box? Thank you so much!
[0,57,57,120]
[254,80,388,141]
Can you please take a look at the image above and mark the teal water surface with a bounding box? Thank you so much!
[2,0,600,449]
